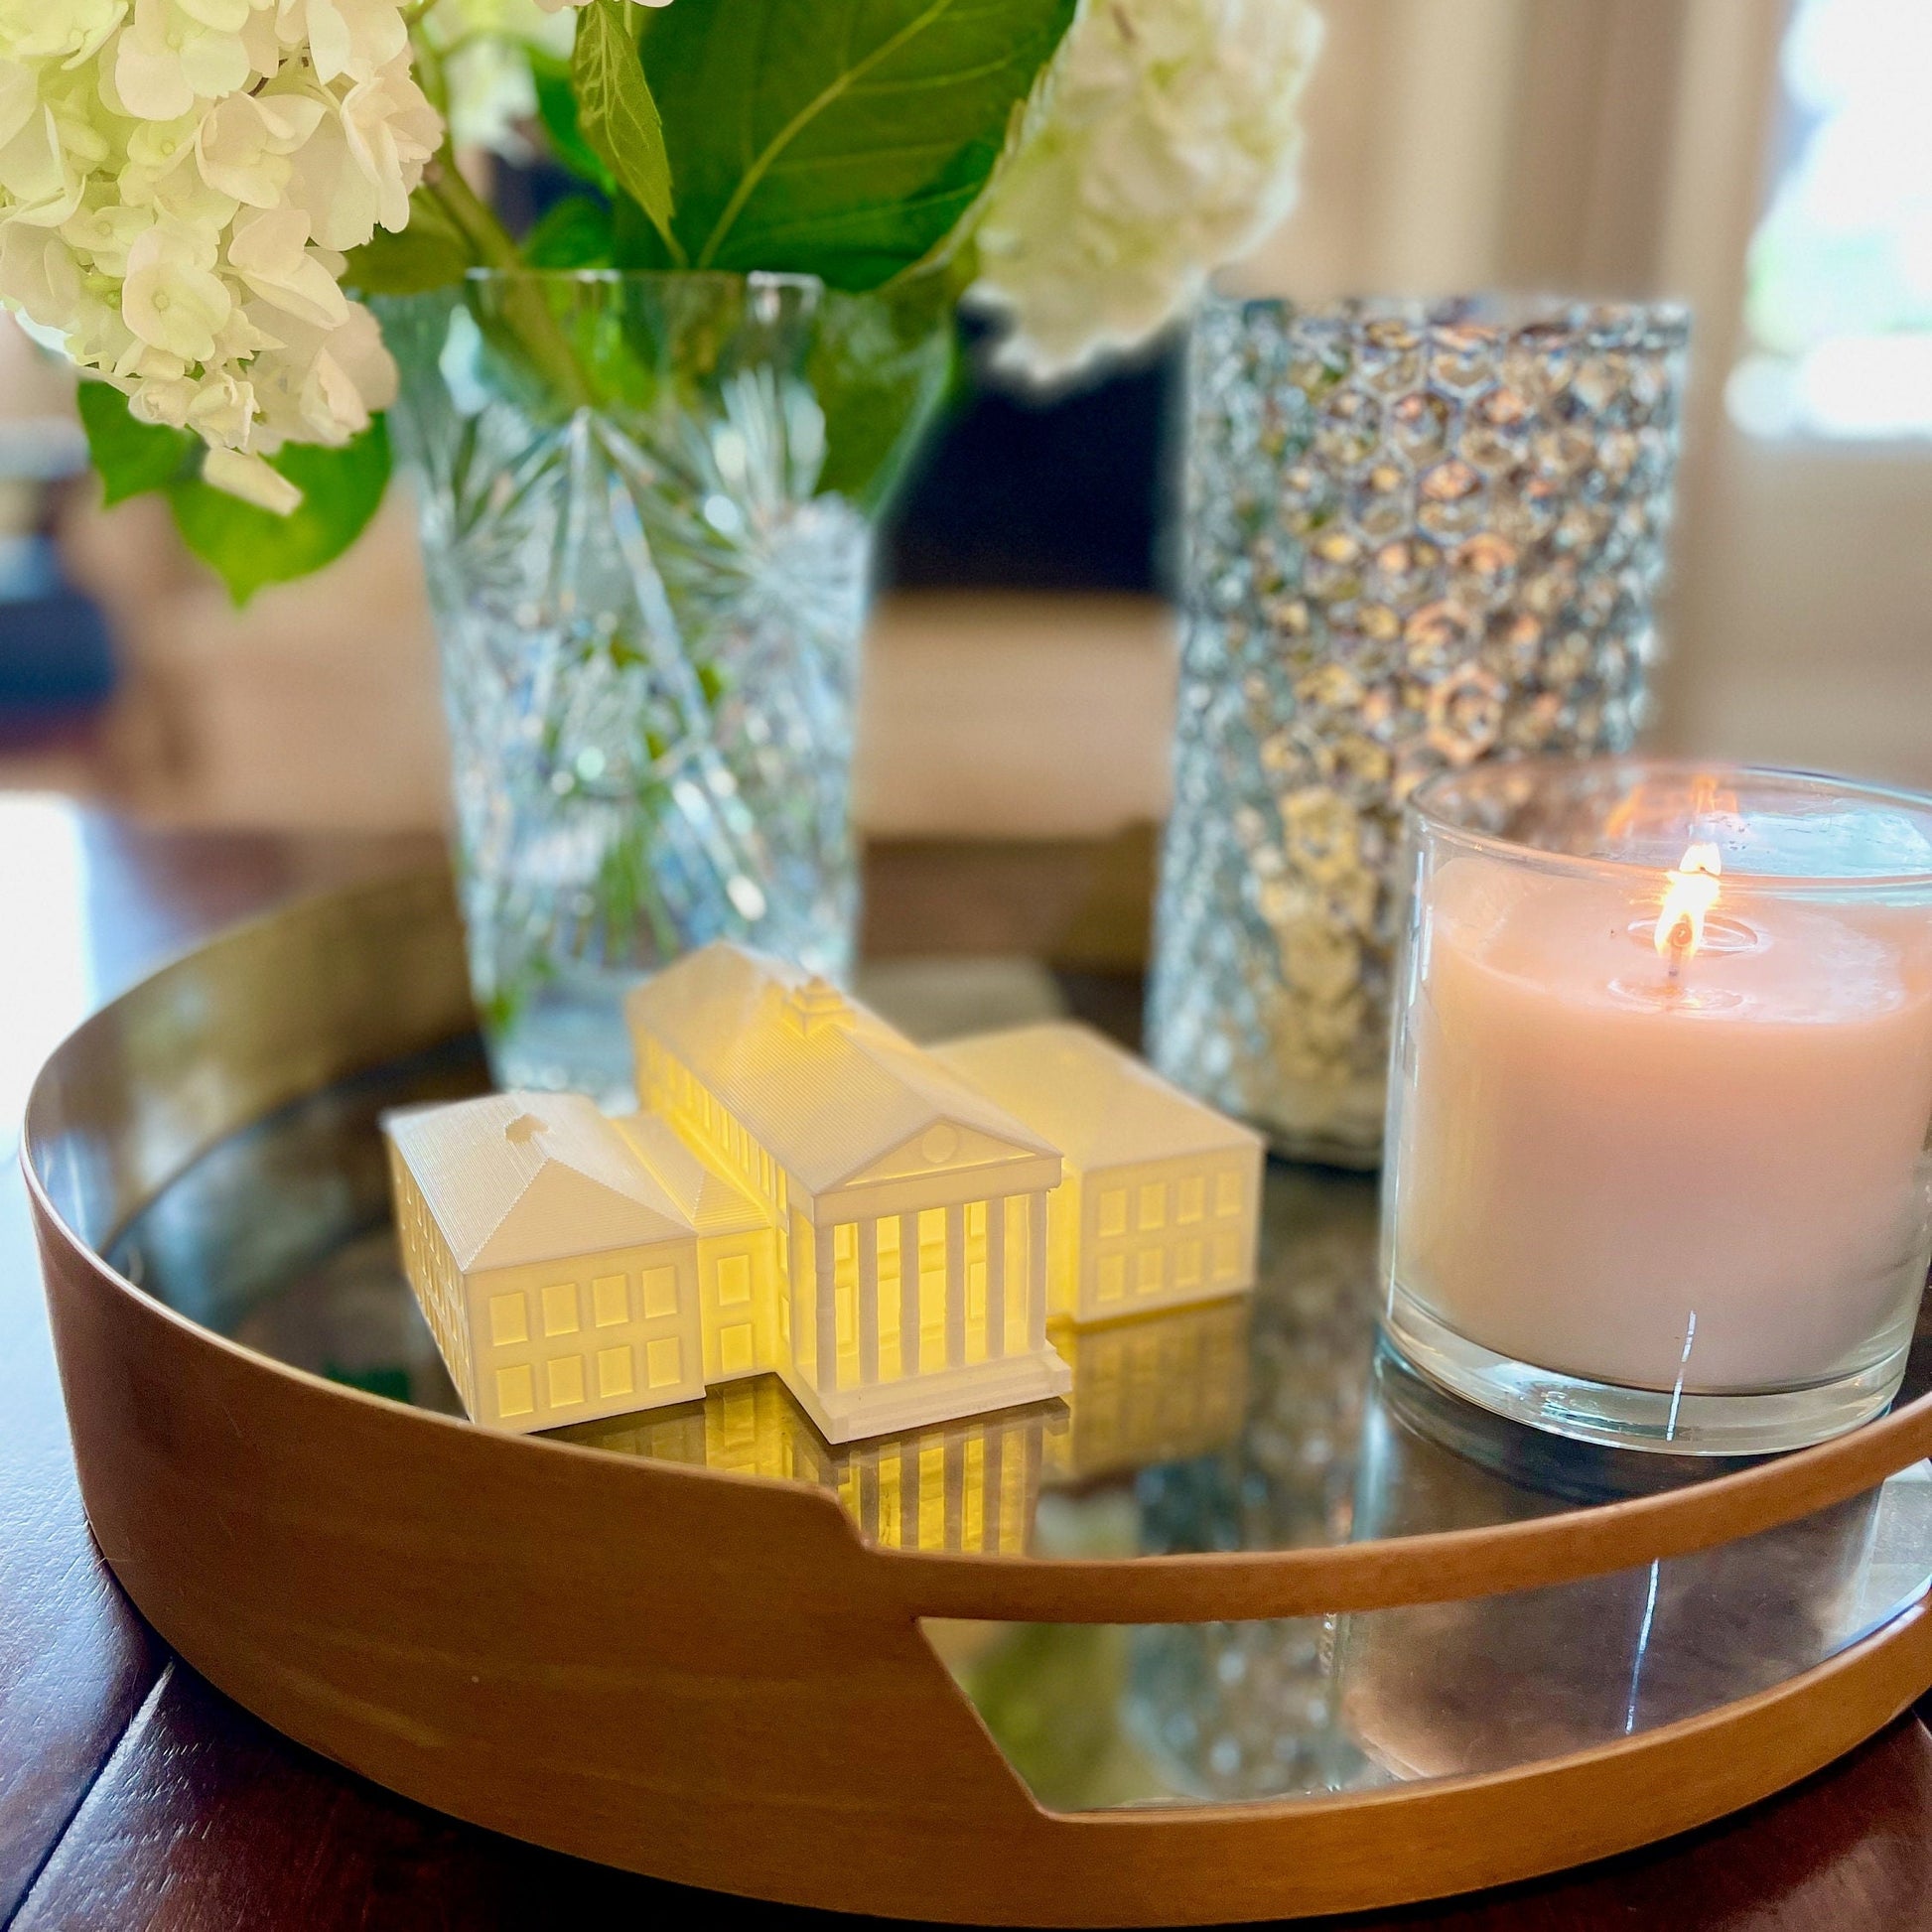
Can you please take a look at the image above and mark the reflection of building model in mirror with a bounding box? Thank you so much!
[385,943,1264,1443]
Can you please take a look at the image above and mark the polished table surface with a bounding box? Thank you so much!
[5,796,1932,1929]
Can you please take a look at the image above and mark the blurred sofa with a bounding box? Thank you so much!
[54,482,1175,966]
[61,485,1177,846]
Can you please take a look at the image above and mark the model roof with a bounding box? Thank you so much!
[384,1090,696,1269]
[613,1111,766,1236]
[933,1023,1265,1171]
[625,943,1057,1196]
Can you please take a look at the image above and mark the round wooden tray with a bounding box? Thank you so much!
[24,869,1932,1925]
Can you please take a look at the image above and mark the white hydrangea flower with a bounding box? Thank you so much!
[0,0,441,508]
[972,0,1324,384]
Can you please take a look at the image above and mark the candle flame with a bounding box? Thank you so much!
[1655,842,1723,963]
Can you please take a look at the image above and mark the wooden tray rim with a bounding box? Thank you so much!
[25,862,1932,1623]
[22,864,1932,1921]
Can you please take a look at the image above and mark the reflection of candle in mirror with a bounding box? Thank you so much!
[1388,838,1932,1402]
[1334,1359,1887,1778]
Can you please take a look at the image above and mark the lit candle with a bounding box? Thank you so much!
[1383,762,1932,1451]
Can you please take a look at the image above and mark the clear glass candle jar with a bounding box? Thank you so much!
[1381,759,1932,1454]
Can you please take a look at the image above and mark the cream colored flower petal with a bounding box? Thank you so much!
[122,223,231,357]
[227,205,347,327]
[205,444,302,513]
[130,368,201,426]
[197,94,288,206]
[0,224,82,330]
[973,0,1324,385]
[186,368,257,443]
[0,0,430,490]
[176,0,253,33]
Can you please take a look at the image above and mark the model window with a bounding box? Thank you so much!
[592,1274,628,1327]
[717,1255,753,1306]
[642,1266,680,1317]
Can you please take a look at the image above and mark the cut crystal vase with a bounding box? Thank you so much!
[1148,296,1690,1165]
[382,271,940,1103]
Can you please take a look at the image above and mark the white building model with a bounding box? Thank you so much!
[387,943,1263,1444]
[934,1023,1265,1325]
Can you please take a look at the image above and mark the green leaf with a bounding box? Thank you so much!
[523,194,616,270]
[529,48,613,192]
[168,420,392,607]
[608,187,679,271]
[343,187,473,294]
[572,0,678,256]
[637,0,1077,292]
[76,381,196,504]
[813,275,957,509]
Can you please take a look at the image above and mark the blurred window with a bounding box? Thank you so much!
[1729,0,1932,438]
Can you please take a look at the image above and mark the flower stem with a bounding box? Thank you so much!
[424,150,517,269]
[406,16,449,119]
[426,150,594,412]
[403,10,592,411]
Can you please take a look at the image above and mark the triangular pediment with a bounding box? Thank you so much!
[469,1163,692,1271]
[838,1120,1054,1191]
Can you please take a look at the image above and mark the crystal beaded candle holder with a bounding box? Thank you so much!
[1382,759,1932,1454]
[1149,297,1689,1165]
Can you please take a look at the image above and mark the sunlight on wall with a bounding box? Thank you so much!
[0,799,90,1139]
[1730,0,1932,438]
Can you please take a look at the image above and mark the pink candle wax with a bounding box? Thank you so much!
[1390,855,1932,1393]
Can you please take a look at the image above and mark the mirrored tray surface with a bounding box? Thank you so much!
[106,1033,1932,1814]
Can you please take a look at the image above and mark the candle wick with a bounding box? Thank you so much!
[1665,912,1694,983]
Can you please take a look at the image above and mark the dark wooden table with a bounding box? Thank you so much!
[6,799,1932,1930]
